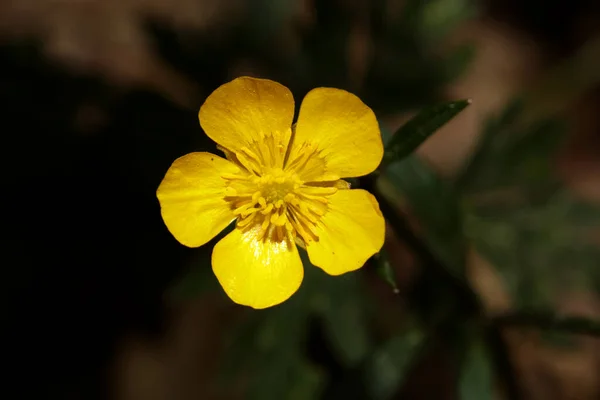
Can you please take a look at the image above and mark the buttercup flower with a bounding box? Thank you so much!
[157,77,385,309]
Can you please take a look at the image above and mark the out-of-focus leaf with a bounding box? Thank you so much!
[364,0,476,112]
[494,311,600,337]
[455,99,523,191]
[443,43,476,82]
[248,0,297,38]
[379,122,394,146]
[378,156,466,275]
[418,0,478,42]
[287,361,325,400]
[382,100,470,166]
[167,224,233,300]
[242,294,315,400]
[168,257,217,300]
[521,35,600,125]
[458,34,600,192]
[539,330,579,349]
[305,252,373,368]
[465,191,600,308]
[318,274,372,367]
[458,338,494,400]
[364,328,426,400]
[248,353,324,400]
[375,248,400,293]
[455,95,600,310]
[457,111,566,192]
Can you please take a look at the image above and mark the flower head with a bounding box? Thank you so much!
[157,77,385,308]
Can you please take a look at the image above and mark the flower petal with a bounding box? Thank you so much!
[212,227,304,309]
[306,189,385,275]
[199,76,295,156]
[157,152,238,247]
[291,88,383,180]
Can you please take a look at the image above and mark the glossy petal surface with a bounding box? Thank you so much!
[212,227,304,309]
[157,152,237,247]
[307,189,385,275]
[199,77,294,166]
[290,88,383,181]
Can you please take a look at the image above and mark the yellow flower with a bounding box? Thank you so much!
[157,77,385,309]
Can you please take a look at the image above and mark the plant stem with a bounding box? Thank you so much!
[494,312,600,336]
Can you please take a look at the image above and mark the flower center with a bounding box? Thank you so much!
[223,167,336,243]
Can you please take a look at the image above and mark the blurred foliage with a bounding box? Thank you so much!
[459,100,600,308]
[458,334,494,400]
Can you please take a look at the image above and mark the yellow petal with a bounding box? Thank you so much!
[291,88,383,180]
[199,77,295,156]
[157,152,238,247]
[306,189,385,275]
[212,227,304,309]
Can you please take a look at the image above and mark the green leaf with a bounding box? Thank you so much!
[301,250,373,368]
[382,99,470,166]
[364,328,426,400]
[465,191,600,309]
[248,355,324,400]
[379,122,394,146]
[494,311,600,337]
[287,361,325,400]
[459,338,494,400]
[321,277,371,367]
[167,224,233,301]
[375,248,400,293]
[419,0,478,43]
[227,289,314,400]
[457,108,566,192]
[378,156,466,275]
[456,94,600,310]
[443,43,477,82]
[168,258,217,300]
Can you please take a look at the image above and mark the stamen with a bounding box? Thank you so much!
[300,186,338,196]
[221,133,339,243]
[260,203,274,215]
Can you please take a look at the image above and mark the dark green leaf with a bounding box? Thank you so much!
[494,311,600,337]
[287,361,325,400]
[466,190,600,309]
[379,156,466,275]
[379,122,394,146]
[443,43,476,82]
[459,338,494,400]
[302,251,373,367]
[456,100,566,192]
[248,355,324,400]
[167,224,233,300]
[318,274,372,367]
[382,99,470,166]
[418,0,478,43]
[375,248,400,293]
[168,258,217,300]
[232,288,314,400]
[540,330,579,349]
[364,328,426,400]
